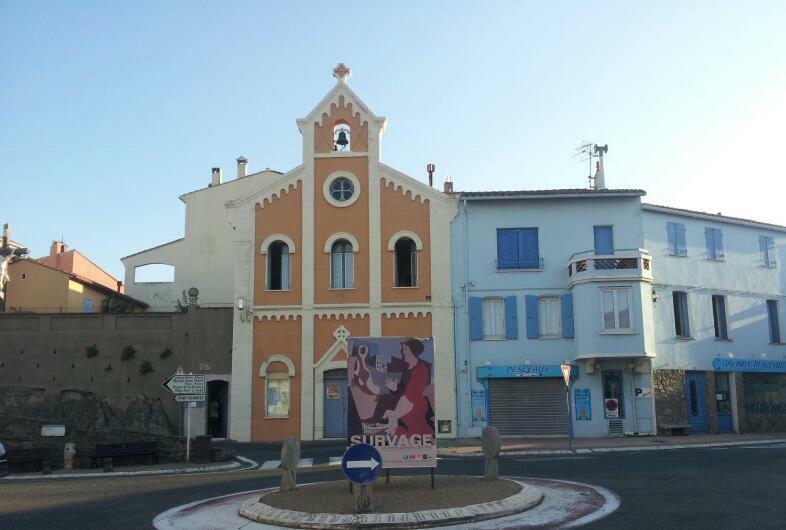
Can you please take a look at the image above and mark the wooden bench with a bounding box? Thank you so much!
[661,423,691,436]
[6,448,49,473]
[90,441,159,468]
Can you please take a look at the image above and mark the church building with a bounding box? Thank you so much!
[226,64,458,442]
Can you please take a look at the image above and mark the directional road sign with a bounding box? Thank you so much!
[341,444,382,484]
[162,366,206,397]
[174,394,206,402]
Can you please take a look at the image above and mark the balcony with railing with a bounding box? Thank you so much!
[567,248,652,287]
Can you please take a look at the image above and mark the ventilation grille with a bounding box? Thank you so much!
[608,419,624,436]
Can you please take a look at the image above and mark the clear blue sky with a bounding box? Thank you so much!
[3,1,786,279]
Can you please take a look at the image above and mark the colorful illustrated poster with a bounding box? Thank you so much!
[574,388,591,421]
[347,337,436,468]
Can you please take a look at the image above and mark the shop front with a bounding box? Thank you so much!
[714,358,786,433]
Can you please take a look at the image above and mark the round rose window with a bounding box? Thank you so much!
[329,177,354,202]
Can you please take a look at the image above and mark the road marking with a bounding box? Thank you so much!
[259,460,280,470]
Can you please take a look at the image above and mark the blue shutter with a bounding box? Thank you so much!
[594,226,614,255]
[705,228,715,260]
[561,293,574,338]
[667,222,677,254]
[469,297,483,341]
[525,295,539,339]
[504,296,518,340]
[676,223,687,255]
[497,229,519,270]
[521,228,539,268]
[714,229,724,260]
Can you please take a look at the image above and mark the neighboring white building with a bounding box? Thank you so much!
[122,164,284,311]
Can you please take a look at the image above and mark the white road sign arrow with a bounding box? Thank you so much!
[162,366,206,396]
[346,457,380,470]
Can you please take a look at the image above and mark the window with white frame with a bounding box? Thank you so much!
[265,372,291,418]
[482,297,505,340]
[538,297,561,337]
[600,287,632,332]
[267,241,291,290]
[330,239,354,289]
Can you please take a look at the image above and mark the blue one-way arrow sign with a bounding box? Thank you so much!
[342,444,382,484]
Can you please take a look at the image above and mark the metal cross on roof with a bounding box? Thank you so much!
[333,63,351,83]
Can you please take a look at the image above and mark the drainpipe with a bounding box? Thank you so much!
[462,198,473,431]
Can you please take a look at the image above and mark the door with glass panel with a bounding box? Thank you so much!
[714,372,733,432]
[685,371,708,433]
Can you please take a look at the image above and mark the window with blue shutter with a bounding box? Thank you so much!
[469,297,483,341]
[504,296,518,340]
[593,226,614,256]
[767,300,781,343]
[496,228,540,269]
[667,222,687,256]
[705,227,724,261]
[525,295,539,339]
[561,293,574,338]
[760,235,776,267]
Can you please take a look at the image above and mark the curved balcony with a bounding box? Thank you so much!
[567,248,652,287]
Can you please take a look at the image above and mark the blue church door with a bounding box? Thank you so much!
[323,369,347,438]
[685,371,708,433]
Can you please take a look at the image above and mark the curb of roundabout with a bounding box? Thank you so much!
[153,476,620,529]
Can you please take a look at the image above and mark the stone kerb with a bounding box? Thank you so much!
[239,478,543,529]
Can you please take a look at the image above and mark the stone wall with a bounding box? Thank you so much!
[0,308,232,462]
[653,368,687,433]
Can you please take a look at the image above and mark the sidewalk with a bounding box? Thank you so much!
[437,432,786,456]
[0,457,255,481]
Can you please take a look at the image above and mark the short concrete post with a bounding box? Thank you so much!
[279,437,300,492]
[481,426,502,480]
[354,483,373,513]
[103,458,114,473]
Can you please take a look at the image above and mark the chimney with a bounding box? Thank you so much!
[210,167,223,187]
[236,156,248,179]
[443,175,454,193]
[593,144,608,190]
[426,163,435,187]
[50,240,68,256]
[116,280,123,293]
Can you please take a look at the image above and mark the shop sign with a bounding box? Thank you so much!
[471,389,487,423]
[634,387,652,399]
[476,364,569,379]
[347,337,436,469]
[713,358,786,373]
[574,389,591,421]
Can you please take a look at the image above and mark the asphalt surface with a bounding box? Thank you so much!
[1,441,785,529]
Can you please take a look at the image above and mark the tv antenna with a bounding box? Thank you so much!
[573,142,608,189]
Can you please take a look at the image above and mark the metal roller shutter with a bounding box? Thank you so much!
[488,378,568,436]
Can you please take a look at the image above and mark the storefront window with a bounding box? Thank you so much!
[602,370,625,418]
[743,373,786,415]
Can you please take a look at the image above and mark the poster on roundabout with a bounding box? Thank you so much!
[346,336,436,468]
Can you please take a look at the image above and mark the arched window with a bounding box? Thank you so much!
[267,241,290,290]
[333,123,350,151]
[331,239,354,289]
[394,237,418,287]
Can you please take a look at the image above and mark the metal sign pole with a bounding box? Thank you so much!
[186,403,191,463]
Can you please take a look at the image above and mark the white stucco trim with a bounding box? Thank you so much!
[260,235,296,254]
[386,231,424,251]
[323,232,360,253]
[258,354,296,377]
[322,171,361,208]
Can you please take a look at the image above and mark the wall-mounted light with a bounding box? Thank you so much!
[651,289,659,303]
[236,296,252,322]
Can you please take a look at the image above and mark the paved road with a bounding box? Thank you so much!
[1,442,785,529]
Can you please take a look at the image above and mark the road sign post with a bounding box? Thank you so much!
[342,443,382,513]
[561,364,573,452]
[162,367,206,463]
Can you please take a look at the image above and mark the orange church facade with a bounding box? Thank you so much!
[227,65,457,442]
